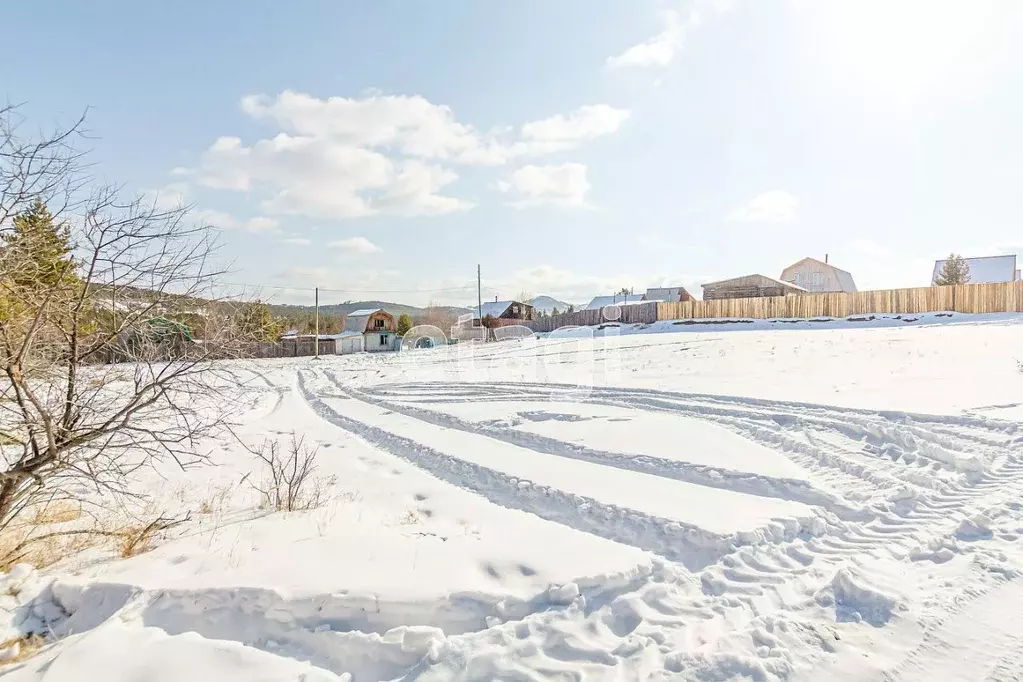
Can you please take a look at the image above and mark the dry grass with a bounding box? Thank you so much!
[0,513,189,570]
[0,529,103,572]
[30,502,82,526]
[0,634,46,667]
[397,509,421,526]
[118,516,189,558]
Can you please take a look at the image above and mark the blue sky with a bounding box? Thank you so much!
[4,0,1022,306]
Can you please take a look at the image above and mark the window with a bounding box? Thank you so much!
[791,273,803,285]
[811,272,824,288]
[374,318,384,329]
[380,334,387,346]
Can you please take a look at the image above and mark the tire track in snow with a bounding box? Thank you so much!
[355,379,1023,593]
[297,369,761,570]
[370,381,1023,512]
[322,369,860,520]
[299,370,1023,679]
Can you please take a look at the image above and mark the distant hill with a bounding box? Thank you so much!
[528,295,575,314]
[268,300,470,321]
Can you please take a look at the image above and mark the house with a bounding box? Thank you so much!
[701,274,807,300]
[330,331,365,355]
[931,255,1020,284]
[343,308,399,352]
[780,257,857,293]
[472,300,535,325]
[644,287,695,303]
[584,294,646,310]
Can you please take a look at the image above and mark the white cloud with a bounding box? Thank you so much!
[239,91,629,166]
[499,163,591,208]
[728,190,799,223]
[607,10,689,69]
[195,208,280,232]
[146,183,190,210]
[181,91,629,221]
[198,134,470,220]
[279,237,311,246]
[517,105,631,155]
[607,1,736,70]
[328,236,382,254]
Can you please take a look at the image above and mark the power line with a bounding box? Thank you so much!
[217,281,499,294]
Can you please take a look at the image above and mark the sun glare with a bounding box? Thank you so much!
[824,0,995,93]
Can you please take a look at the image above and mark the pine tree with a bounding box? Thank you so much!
[237,302,283,341]
[934,253,971,286]
[396,313,413,336]
[551,306,560,316]
[2,199,76,289]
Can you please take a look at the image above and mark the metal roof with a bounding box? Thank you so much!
[584,294,645,310]
[932,255,1018,284]
[347,308,385,317]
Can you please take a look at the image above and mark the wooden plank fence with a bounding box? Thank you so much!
[525,302,659,333]
[524,283,1023,333]
[657,282,1023,321]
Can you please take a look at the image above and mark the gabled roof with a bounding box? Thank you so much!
[343,308,391,333]
[701,274,807,291]
[472,300,531,319]
[644,286,694,302]
[585,294,645,310]
[932,255,1018,284]
[782,257,857,292]
[347,308,385,318]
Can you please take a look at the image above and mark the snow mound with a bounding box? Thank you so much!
[815,569,902,627]
[956,514,994,541]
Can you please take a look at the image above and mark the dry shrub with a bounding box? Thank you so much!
[397,509,421,526]
[118,516,189,558]
[246,434,325,512]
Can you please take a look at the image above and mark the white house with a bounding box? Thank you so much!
[343,308,399,352]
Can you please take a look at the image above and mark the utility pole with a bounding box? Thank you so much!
[314,287,319,358]
[477,264,482,325]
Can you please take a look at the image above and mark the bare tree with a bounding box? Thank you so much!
[245,434,321,512]
[0,104,89,231]
[0,105,244,533]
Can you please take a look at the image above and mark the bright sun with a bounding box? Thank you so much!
[821,0,996,93]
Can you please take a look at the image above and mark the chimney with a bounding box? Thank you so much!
[825,253,829,264]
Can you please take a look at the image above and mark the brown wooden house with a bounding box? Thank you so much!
[701,274,807,301]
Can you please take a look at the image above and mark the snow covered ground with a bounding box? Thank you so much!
[4,313,1023,681]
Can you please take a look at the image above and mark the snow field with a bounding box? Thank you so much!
[3,317,1023,680]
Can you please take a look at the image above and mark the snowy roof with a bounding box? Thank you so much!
[343,308,391,333]
[347,308,385,318]
[472,300,531,319]
[701,274,807,291]
[585,294,646,310]
[932,255,1018,284]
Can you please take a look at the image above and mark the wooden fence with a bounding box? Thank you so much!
[656,282,1023,321]
[524,302,659,333]
[521,282,1023,333]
